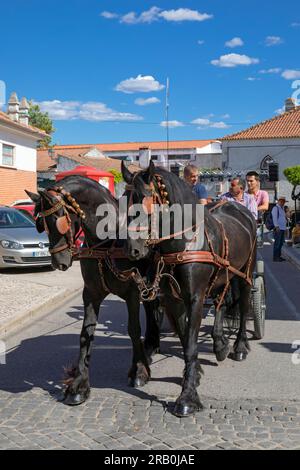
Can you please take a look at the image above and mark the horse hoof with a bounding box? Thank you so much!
[64,391,89,406]
[214,345,230,362]
[231,351,248,361]
[172,402,203,417]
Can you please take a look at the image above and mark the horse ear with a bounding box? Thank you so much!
[25,190,40,204]
[144,159,155,184]
[121,160,133,184]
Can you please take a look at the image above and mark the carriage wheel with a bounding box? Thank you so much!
[252,276,266,340]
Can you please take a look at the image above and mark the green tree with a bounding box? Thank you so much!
[28,102,55,148]
[284,165,300,218]
[108,169,123,184]
[283,165,300,187]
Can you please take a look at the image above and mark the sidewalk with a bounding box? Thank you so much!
[0,261,83,338]
[267,231,300,270]
[282,243,300,269]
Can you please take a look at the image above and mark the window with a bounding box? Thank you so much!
[168,154,191,161]
[2,144,14,166]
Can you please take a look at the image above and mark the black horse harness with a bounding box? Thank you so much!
[39,183,255,309]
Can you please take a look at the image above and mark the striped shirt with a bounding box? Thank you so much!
[220,191,258,219]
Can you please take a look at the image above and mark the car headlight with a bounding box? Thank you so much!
[0,240,24,250]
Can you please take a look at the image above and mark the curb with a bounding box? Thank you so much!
[267,232,300,270]
[282,245,300,270]
[0,287,82,339]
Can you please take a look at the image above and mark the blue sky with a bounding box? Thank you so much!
[1,0,300,144]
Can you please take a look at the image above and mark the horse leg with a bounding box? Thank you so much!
[143,300,161,364]
[64,286,104,405]
[126,297,151,388]
[212,305,230,362]
[231,280,251,361]
[173,290,205,417]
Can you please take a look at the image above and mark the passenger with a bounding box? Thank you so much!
[221,177,258,219]
[246,171,269,213]
[272,197,288,262]
[183,164,208,205]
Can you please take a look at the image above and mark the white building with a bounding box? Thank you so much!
[222,98,300,204]
[0,92,46,205]
[39,139,222,172]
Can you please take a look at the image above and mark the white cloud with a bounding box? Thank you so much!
[134,97,160,106]
[191,118,210,126]
[159,8,213,22]
[211,53,259,68]
[100,11,119,19]
[36,100,143,122]
[221,113,230,119]
[246,77,261,81]
[281,69,300,80]
[116,75,165,94]
[197,40,205,45]
[120,7,161,24]
[291,22,300,27]
[259,68,282,74]
[225,37,244,48]
[103,7,213,24]
[191,117,230,129]
[160,120,184,128]
[274,106,285,115]
[265,36,284,46]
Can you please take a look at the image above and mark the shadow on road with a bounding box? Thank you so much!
[0,299,221,404]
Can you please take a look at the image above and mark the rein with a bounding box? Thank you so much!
[126,173,256,310]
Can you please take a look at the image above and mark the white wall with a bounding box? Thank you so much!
[222,138,300,204]
[0,126,37,172]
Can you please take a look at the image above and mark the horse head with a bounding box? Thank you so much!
[25,186,85,271]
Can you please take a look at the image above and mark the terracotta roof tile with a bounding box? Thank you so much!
[58,154,139,173]
[48,139,217,152]
[0,111,47,138]
[222,106,300,140]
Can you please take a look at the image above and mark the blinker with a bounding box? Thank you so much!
[56,215,71,235]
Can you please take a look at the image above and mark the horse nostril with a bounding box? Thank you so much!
[131,249,140,257]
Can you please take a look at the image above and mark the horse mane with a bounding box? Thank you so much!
[138,167,198,207]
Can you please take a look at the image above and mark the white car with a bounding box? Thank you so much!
[0,206,52,269]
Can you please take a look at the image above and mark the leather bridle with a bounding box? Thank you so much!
[38,186,85,255]
[126,173,197,246]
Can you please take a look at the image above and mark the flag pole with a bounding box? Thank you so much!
[165,77,169,170]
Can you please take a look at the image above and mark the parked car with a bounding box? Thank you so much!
[0,206,52,269]
[10,199,35,218]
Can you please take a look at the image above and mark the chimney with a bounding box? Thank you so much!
[285,97,296,112]
[19,97,30,126]
[7,92,20,121]
[139,147,151,169]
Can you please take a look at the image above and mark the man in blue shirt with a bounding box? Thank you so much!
[272,196,288,262]
[183,164,208,204]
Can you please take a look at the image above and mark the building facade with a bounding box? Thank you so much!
[222,98,300,205]
[0,93,46,205]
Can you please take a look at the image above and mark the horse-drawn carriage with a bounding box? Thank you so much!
[26,162,267,417]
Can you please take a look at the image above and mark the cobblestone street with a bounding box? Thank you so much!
[1,245,299,451]
[0,389,299,450]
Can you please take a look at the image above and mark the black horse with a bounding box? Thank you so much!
[122,160,257,417]
[26,175,162,405]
